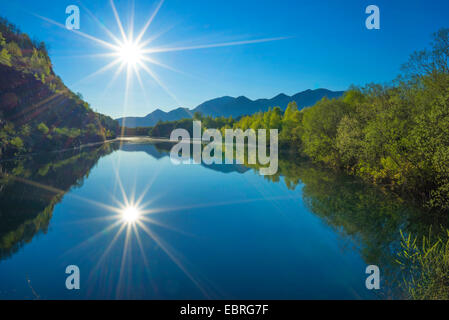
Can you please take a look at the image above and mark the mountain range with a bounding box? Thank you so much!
[117,88,344,128]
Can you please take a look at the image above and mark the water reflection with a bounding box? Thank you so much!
[0,144,117,260]
[119,142,446,297]
[0,140,445,299]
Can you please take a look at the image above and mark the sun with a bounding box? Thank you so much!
[118,42,143,66]
[34,0,288,115]
[122,206,141,223]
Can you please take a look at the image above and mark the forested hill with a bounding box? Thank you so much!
[0,17,119,158]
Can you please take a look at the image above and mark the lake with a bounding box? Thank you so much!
[0,141,435,299]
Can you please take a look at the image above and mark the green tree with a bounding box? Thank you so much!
[301,98,350,167]
[0,48,11,66]
[10,137,24,150]
[193,111,202,121]
[37,123,49,135]
[269,107,282,129]
[29,48,51,76]
[280,102,302,148]
[0,31,5,47]
[5,41,21,57]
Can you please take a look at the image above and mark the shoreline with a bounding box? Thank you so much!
[0,136,173,163]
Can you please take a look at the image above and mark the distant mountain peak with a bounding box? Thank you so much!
[273,93,288,98]
[117,89,345,128]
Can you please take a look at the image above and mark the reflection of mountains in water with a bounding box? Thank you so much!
[118,142,444,274]
[118,142,251,175]
[0,141,442,292]
[0,144,117,261]
[114,142,441,275]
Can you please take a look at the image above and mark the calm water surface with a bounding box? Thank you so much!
[0,142,430,299]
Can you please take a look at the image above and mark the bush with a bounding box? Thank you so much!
[5,41,21,57]
[0,48,11,66]
[0,31,5,46]
[37,122,49,135]
[9,136,23,149]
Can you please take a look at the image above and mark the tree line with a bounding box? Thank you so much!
[142,29,449,213]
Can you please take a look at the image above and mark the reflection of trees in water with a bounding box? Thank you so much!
[254,155,449,297]
[1,141,444,296]
[121,143,446,276]
[138,143,449,297]
[0,144,117,260]
[222,150,444,296]
[133,143,443,268]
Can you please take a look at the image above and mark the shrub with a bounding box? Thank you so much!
[37,122,49,135]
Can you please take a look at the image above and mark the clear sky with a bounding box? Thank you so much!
[1,0,449,118]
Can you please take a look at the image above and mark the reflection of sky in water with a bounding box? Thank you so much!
[0,144,383,299]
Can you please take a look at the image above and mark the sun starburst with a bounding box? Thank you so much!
[27,1,291,298]
[117,41,144,66]
[33,0,290,120]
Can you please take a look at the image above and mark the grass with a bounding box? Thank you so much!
[395,228,449,299]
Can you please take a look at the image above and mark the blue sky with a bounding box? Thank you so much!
[1,0,449,118]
